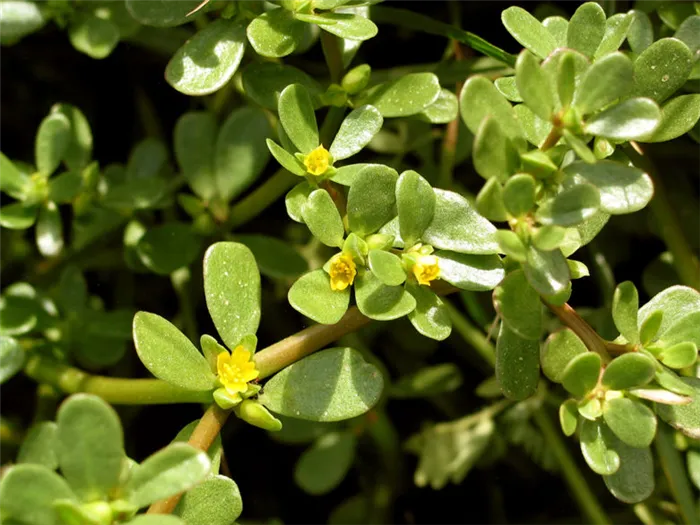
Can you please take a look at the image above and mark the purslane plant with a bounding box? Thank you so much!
[1,1,700,524]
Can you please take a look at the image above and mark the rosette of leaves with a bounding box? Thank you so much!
[287,163,504,340]
[0,103,93,257]
[540,283,700,503]
[0,393,213,525]
[173,106,272,227]
[0,0,141,59]
[246,0,378,59]
[132,241,383,426]
[242,59,454,124]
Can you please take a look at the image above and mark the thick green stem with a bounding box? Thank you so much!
[532,409,611,525]
[226,169,298,229]
[655,422,699,524]
[625,144,700,290]
[24,356,211,404]
[370,6,517,67]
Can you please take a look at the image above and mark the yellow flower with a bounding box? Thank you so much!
[412,255,440,286]
[329,252,357,291]
[304,145,331,176]
[217,346,259,396]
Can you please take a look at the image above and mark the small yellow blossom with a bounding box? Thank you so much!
[217,347,259,396]
[304,145,331,176]
[412,255,440,286]
[329,252,357,291]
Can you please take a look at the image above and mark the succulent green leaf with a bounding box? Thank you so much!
[495,230,527,262]
[174,112,216,200]
[602,353,655,390]
[532,225,567,252]
[502,174,535,217]
[242,62,322,110]
[594,13,633,58]
[278,84,319,154]
[494,76,522,103]
[17,422,57,469]
[556,52,576,109]
[493,270,542,341]
[659,342,698,369]
[126,443,211,509]
[459,76,522,139]
[246,8,305,58]
[267,138,307,176]
[612,281,640,344]
[513,105,552,148]
[536,183,600,227]
[501,6,557,59]
[405,283,452,341]
[259,347,384,422]
[515,50,555,120]
[562,129,596,164]
[355,271,416,321]
[35,112,71,175]
[329,105,382,161]
[295,432,356,495]
[347,165,397,237]
[674,15,700,55]
[48,170,82,203]
[52,104,92,171]
[417,88,459,124]
[638,286,700,342]
[627,9,653,54]
[573,52,633,115]
[288,269,350,325]
[579,397,603,421]
[561,352,601,398]
[0,152,29,199]
[55,394,124,500]
[203,242,261,350]
[0,0,46,45]
[523,245,570,296]
[473,116,519,182]
[0,202,37,230]
[640,94,700,143]
[36,201,63,257]
[566,2,606,58]
[135,223,201,275]
[543,15,568,47]
[495,323,540,400]
[436,251,504,292]
[658,2,696,30]
[216,107,271,202]
[68,13,119,59]
[133,312,215,390]
[0,464,76,525]
[602,426,654,503]
[540,328,588,383]
[236,234,308,279]
[314,12,377,40]
[368,249,405,286]
[563,161,653,215]
[656,377,700,439]
[125,0,202,27]
[396,170,435,245]
[476,177,508,222]
[166,19,246,96]
[560,400,578,437]
[363,73,440,118]
[302,189,345,248]
[422,189,499,255]
[640,309,663,345]
[635,38,694,104]
[603,397,656,448]
[580,419,620,475]
[0,335,24,384]
[174,475,242,525]
[584,98,661,141]
[286,181,314,223]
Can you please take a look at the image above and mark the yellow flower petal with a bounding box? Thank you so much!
[304,145,331,176]
[217,347,259,396]
[329,252,357,291]
[412,255,440,286]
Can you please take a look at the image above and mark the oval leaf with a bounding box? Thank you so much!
[329,105,382,161]
[602,353,655,390]
[493,270,542,340]
[363,73,440,118]
[603,397,657,448]
[495,323,540,400]
[174,475,242,525]
[347,165,398,237]
[136,223,201,275]
[295,432,356,494]
[406,283,452,342]
[278,83,319,154]
[288,269,350,325]
[541,328,588,382]
[302,189,345,248]
[355,271,416,321]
